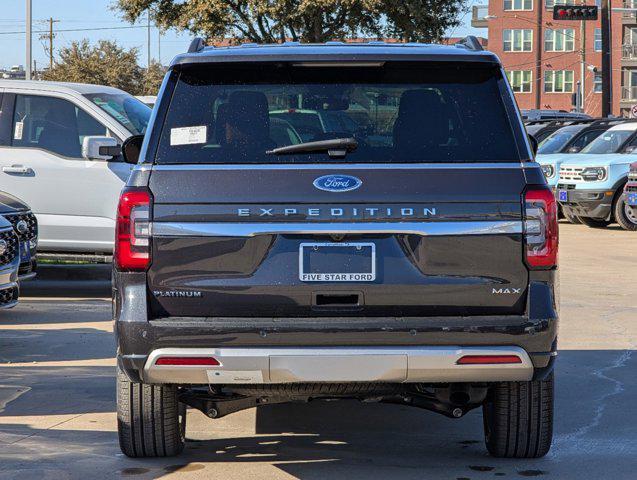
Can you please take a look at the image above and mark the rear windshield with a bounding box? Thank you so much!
[154,62,521,164]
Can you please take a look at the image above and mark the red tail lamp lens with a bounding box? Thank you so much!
[457,355,522,365]
[155,357,220,366]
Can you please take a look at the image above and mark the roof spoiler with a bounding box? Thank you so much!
[455,36,484,52]
[188,37,206,53]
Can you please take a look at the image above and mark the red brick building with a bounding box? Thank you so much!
[472,1,634,117]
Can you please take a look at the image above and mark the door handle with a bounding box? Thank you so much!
[2,165,32,175]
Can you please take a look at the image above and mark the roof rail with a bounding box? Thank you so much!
[590,117,637,126]
[187,37,206,53]
[455,36,484,52]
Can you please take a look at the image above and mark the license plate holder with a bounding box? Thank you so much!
[299,242,375,282]
[558,190,568,202]
[628,193,637,206]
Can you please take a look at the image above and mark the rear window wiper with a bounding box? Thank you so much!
[266,137,358,158]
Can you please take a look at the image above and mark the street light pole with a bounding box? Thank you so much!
[147,10,151,67]
[26,0,32,80]
[601,0,612,117]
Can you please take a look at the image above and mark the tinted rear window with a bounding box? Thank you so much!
[155,62,521,164]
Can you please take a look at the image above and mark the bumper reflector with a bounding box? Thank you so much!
[456,355,522,365]
[155,357,220,366]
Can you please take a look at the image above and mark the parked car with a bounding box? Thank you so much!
[557,122,637,230]
[114,38,558,459]
[0,80,151,260]
[522,109,591,121]
[622,161,637,221]
[270,108,363,142]
[0,191,37,280]
[536,119,635,223]
[525,119,580,144]
[0,216,20,309]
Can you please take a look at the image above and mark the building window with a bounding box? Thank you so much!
[546,0,574,8]
[507,70,533,92]
[593,73,602,93]
[504,0,532,10]
[544,29,575,51]
[503,29,533,52]
[544,70,574,93]
[594,28,602,52]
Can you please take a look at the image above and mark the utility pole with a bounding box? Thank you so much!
[26,0,32,80]
[147,10,151,67]
[158,29,161,65]
[535,5,543,109]
[601,0,612,117]
[38,18,60,70]
[580,12,586,113]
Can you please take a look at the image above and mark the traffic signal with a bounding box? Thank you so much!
[553,5,598,20]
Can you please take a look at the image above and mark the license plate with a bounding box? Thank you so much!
[299,242,376,282]
[558,190,568,202]
[20,241,31,262]
[628,193,637,206]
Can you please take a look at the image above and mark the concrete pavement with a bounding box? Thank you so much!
[0,223,636,479]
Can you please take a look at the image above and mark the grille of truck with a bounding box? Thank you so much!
[4,212,38,242]
[559,166,584,182]
[0,230,18,266]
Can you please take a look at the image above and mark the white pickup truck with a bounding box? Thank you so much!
[0,80,151,259]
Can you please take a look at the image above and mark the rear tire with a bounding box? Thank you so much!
[578,216,611,228]
[117,368,186,458]
[614,196,637,231]
[562,210,581,224]
[483,373,554,458]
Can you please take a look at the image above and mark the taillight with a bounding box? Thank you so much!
[457,355,522,365]
[115,187,151,271]
[155,357,220,366]
[524,187,558,269]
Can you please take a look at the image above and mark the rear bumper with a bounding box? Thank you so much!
[115,271,558,384]
[557,187,614,219]
[140,346,534,385]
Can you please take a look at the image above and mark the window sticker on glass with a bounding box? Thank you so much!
[14,121,24,140]
[170,126,207,146]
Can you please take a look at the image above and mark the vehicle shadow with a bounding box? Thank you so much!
[0,350,634,479]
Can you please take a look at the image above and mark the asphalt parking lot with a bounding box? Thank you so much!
[0,222,635,480]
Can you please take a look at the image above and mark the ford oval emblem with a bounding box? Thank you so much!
[16,220,28,235]
[313,174,362,193]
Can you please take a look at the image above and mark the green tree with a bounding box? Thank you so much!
[41,39,166,95]
[115,0,467,44]
[42,40,145,93]
[141,60,167,95]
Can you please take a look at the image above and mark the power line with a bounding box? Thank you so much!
[0,25,147,35]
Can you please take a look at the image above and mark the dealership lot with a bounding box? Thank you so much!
[0,223,635,480]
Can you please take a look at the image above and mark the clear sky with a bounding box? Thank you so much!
[0,0,482,70]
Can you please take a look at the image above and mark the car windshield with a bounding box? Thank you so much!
[83,93,151,135]
[580,129,634,154]
[537,126,581,154]
[155,62,521,164]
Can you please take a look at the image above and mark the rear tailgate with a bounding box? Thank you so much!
[147,164,528,317]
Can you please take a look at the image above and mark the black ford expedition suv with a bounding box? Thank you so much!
[114,37,559,459]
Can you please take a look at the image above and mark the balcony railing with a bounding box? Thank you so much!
[622,86,637,101]
[623,1,637,18]
[471,5,489,28]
